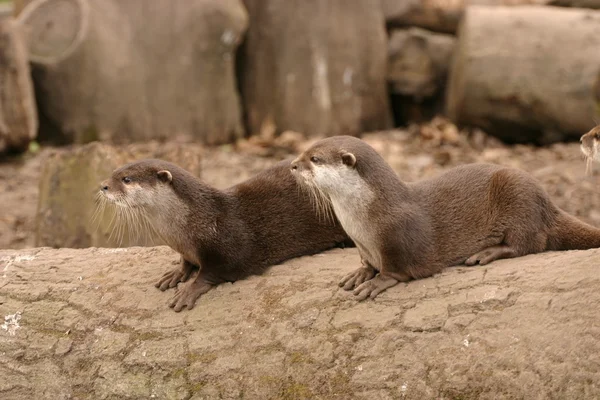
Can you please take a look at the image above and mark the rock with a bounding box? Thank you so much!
[239,0,392,138]
[382,0,549,33]
[0,18,37,155]
[16,0,247,145]
[35,141,203,248]
[446,5,600,143]
[2,246,600,398]
[388,27,455,100]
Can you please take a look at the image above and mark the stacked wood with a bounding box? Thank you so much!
[446,5,600,143]
[388,27,455,100]
[17,0,248,145]
[382,0,549,33]
[240,0,392,138]
[0,18,37,154]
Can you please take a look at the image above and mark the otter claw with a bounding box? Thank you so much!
[168,279,214,312]
[353,274,399,301]
[155,262,197,291]
[339,265,377,290]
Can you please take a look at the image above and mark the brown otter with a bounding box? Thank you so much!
[98,158,352,312]
[291,135,600,300]
[580,125,600,174]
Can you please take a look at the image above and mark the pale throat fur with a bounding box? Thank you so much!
[295,157,378,266]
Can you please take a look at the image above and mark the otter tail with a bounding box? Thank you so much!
[547,210,600,251]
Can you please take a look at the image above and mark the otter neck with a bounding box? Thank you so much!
[149,184,230,266]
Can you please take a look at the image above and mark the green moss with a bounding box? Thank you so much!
[280,382,313,400]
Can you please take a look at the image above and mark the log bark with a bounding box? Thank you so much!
[35,142,203,249]
[446,5,600,143]
[16,0,247,145]
[240,0,392,138]
[549,0,600,7]
[2,246,600,398]
[0,18,37,154]
[382,0,549,33]
[388,27,455,100]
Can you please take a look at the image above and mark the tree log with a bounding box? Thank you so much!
[382,0,548,33]
[0,18,37,154]
[17,0,247,145]
[35,142,203,249]
[388,27,455,100]
[2,246,600,398]
[549,0,600,8]
[446,5,600,143]
[240,0,392,138]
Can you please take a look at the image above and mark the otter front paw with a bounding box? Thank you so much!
[339,265,377,290]
[353,274,399,301]
[168,279,214,312]
[155,260,197,291]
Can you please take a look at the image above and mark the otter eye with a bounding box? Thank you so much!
[310,156,320,163]
[122,177,132,184]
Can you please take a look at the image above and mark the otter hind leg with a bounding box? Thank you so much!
[465,230,547,266]
[465,245,517,266]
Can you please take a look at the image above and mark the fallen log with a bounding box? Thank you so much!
[382,0,547,34]
[446,5,600,143]
[1,246,600,398]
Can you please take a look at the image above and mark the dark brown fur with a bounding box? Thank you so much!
[100,158,351,311]
[291,136,600,300]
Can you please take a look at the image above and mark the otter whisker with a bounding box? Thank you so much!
[586,156,594,176]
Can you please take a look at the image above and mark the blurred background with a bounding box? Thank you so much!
[1,0,600,250]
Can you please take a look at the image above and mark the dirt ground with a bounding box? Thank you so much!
[1,117,599,250]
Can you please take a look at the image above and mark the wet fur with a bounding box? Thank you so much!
[99,159,351,311]
[292,136,600,299]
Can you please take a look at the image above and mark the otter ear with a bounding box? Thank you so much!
[157,170,173,183]
[341,152,356,168]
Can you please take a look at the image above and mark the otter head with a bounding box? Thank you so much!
[99,159,176,211]
[581,126,600,162]
[290,136,359,197]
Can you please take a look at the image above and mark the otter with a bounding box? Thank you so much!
[580,125,600,174]
[291,135,600,300]
[98,159,351,312]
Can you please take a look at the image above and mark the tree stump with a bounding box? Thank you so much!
[0,18,37,155]
[446,5,600,143]
[17,0,248,145]
[240,0,392,138]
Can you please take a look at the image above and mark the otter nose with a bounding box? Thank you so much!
[100,180,109,191]
[291,164,298,171]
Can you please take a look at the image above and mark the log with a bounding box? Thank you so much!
[16,0,248,145]
[446,5,600,143]
[2,245,600,398]
[388,27,455,100]
[549,0,600,7]
[35,142,203,249]
[0,18,37,155]
[382,0,548,33]
[240,0,392,138]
